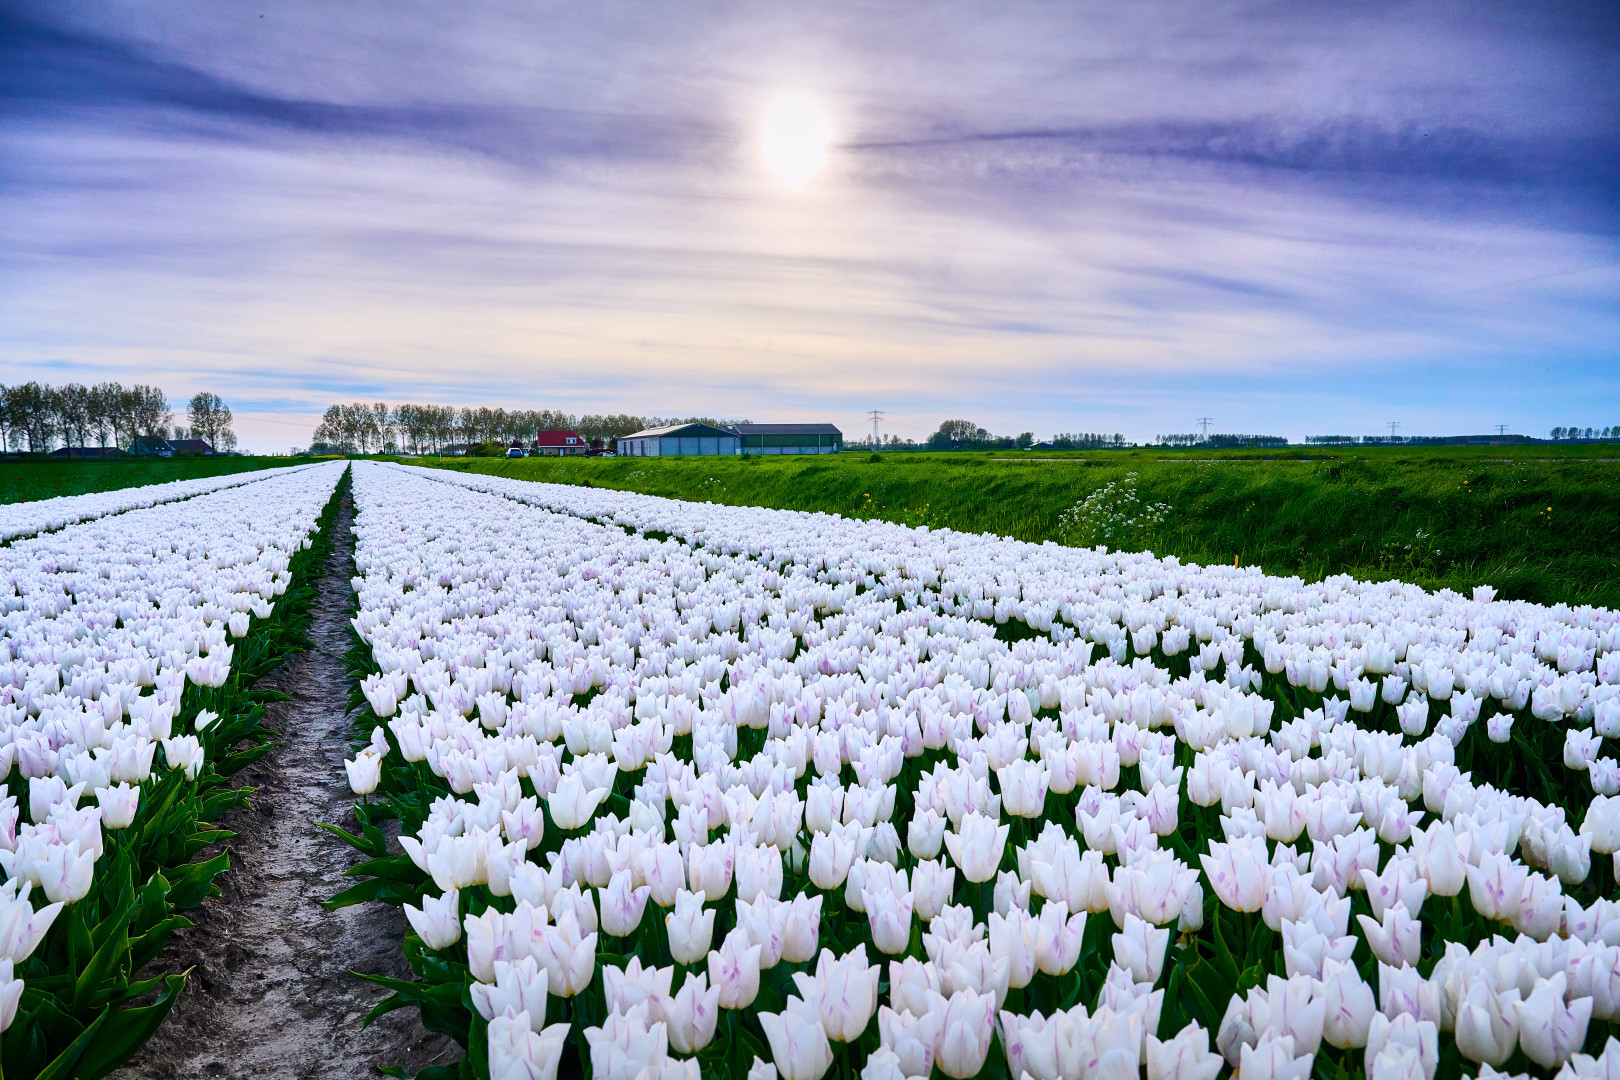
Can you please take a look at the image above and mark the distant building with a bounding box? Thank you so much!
[130,435,174,457]
[735,423,843,455]
[169,439,214,456]
[617,423,741,457]
[533,429,588,456]
[49,446,124,459]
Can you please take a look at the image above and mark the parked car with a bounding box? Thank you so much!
[506,447,525,458]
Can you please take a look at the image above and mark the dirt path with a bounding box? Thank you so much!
[115,490,455,1080]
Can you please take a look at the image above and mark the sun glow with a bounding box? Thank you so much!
[761,94,832,185]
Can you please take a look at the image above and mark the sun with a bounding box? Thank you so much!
[761,94,832,185]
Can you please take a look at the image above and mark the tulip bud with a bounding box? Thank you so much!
[865,884,914,956]
[778,893,822,964]
[860,1047,907,1080]
[736,843,783,903]
[934,988,996,1079]
[1201,836,1269,912]
[1319,961,1375,1049]
[1365,1013,1438,1080]
[94,783,140,829]
[666,888,715,965]
[0,958,22,1034]
[1113,913,1169,985]
[600,868,652,938]
[907,809,946,860]
[1454,979,1520,1066]
[996,760,1048,819]
[651,971,721,1054]
[808,826,860,891]
[1358,903,1422,968]
[1034,900,1085,976]
[487,1013,568,1080]
[1240,1033,1314,1080]
[1514,972,1592,1069]
[759,999,835,1080]
[405,887,461,950]
[943,811,1009,884]
[548,773,607,831]
[471,956,550,1032]
[708,927,763,1009]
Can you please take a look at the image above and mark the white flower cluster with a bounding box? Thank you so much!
[346,461,1619,1080]
[0,462,344,1033]
[0,463,321,541]
[1057,474,1171,550]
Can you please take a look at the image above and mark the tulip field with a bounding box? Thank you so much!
[0,460,345,1077]
[0,464,325,542]
[320,460,1618,1080]
[2,458,1618,1080]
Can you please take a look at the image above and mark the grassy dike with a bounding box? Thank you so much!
[401,446,1620,609]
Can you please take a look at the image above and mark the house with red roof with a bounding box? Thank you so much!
[532,429,587,456]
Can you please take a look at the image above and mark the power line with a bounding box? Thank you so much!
[867,409,885,447]
[1495,424,1509,436]
[1196,416,1213,438]
[1387,421,1401,439]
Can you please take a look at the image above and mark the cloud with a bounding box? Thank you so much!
[1,0,1618,450]
[0,11,723,177]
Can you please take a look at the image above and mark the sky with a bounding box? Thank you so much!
[3,0,1619,452]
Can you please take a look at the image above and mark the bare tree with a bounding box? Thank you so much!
[432,405,457,452]
[393,404,423,453]
[54,384,92,451]
[89,382,122,447]
[130,385,171,438]
[8,383,52,451]
[311,404,347,452]
[373,402,395,453]
[187,392,235,451]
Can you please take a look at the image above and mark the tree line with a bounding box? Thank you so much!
[0,382,238,454]
[1156,433,1287,448]
[308,402,749,455]
[1052,432,1129,449]
[919,420,1129,450]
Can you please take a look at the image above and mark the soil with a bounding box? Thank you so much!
[114,493,456,1080]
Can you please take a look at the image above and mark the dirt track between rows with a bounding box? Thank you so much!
[115,491,454,1080]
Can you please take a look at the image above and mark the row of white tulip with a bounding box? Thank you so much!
[0,462,320,541]
[0,462,346,1045]
[397,465,1620,788]
[340,462,1618,1080]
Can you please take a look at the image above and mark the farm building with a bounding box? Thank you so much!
[533,429,588,456]
[735,423,843,455]
[617,423,741,457]
[169,439,215,456]
[130,435,174,457]
[48,446,124,459]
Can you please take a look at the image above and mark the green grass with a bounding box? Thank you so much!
[404,445,1620,609]
[0,455,299,505]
